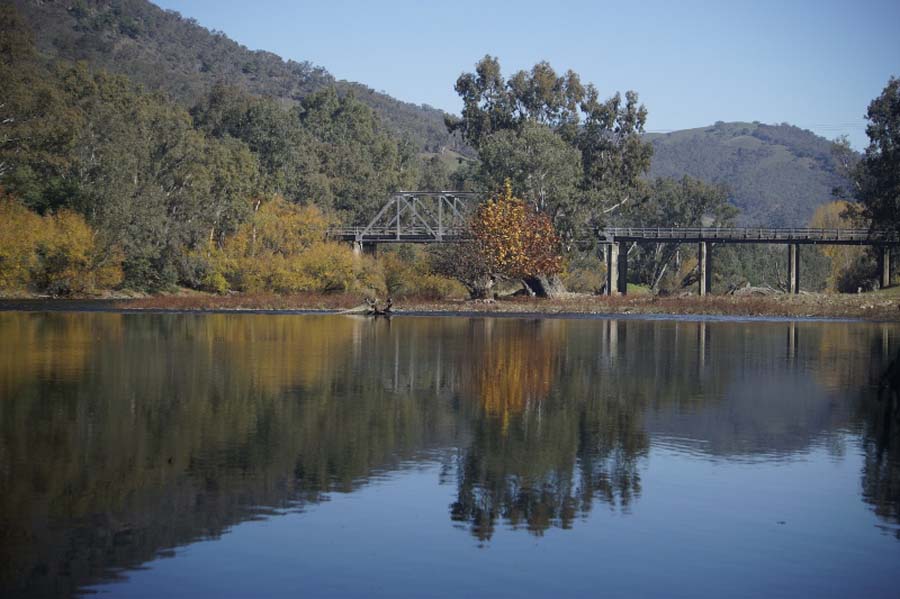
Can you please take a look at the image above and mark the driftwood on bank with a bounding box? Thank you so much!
[364,297,393,316]
[337,297,393,316]
[728,282,779,296]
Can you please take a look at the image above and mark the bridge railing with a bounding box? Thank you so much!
[599,227,899,243]
[329,226,471,240]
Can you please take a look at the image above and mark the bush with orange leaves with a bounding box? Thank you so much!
[435,181,563,298]
[472,181,562,277]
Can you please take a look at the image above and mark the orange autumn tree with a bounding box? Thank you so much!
[471,180,563,295]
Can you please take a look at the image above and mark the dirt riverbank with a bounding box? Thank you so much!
[3,290,898,321]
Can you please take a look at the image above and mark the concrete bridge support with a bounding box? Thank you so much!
[351,241,377,257]
[605,243,619,295]
[880,246,892,289]
[604,242,630,295]
[698,242,712,296]
[788,244,800,294]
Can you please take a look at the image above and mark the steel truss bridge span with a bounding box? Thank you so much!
[328,191,898,296]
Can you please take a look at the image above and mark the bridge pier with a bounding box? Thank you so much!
[698,242,712,296]
[788,244,800,294]
[603,242,621,295]
[880,246,891,289]
[604,242,630,295]
[350,241,377,257]
[605,243,619,295]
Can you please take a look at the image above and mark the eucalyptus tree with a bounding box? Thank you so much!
[447,56,653,238]
[847,76,900,233]
[623,176,736,292]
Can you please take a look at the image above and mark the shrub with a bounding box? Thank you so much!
[0,196,123,295]
[0,197,43,289]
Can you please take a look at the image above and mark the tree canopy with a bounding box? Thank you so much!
[848,76,900,233]
[447,56,653,239]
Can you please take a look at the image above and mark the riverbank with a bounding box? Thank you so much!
[2,289,899,321]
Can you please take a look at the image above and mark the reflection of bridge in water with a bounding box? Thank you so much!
[329,191,900,296]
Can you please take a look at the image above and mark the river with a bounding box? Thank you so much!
[1,311,898,597]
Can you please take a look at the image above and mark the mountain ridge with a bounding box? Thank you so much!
[10,0,462,153]
[646,120,850,225]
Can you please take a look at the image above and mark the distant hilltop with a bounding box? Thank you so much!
[10,0,462,155]
[646,121,850,226]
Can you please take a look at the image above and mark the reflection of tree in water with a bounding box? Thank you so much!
[3,313,899,595]
[0,313,463,598]
[859,345,900,538]
[451,319,649,541]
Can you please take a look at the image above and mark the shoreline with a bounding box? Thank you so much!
[2,291,899,323]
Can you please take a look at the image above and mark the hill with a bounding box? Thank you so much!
[646,121,851,226]
[9,1,851,226]
[9,0,461,153]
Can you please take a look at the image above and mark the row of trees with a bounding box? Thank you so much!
[443,60,900,296]
[0,4,422,293]
[3,0,896,297]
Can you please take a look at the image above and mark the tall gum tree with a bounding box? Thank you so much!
[447,56,653,243]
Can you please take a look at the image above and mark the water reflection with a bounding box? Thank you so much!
[860,348,900,537]
[0,312,897,597]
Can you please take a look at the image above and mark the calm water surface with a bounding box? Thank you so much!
[1,312,899,598]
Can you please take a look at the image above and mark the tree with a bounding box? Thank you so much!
[810,200,866,291]
[419,155,451,190]
[847,77,900,232]
[472,181,562,285]
[436,181,562,298]
[623,177,737,292]
[297,87,420,222]
[477,122,582,242]
[447,56,652,236]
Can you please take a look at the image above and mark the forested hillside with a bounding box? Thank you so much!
[9,0,852,227]
[9,0,461,153]
[647,121,850,226]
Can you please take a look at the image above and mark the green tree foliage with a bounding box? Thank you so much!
[847,77,900,233]
[296,87,419,221]
[477,122,582,237]
[12,0,464,154]
[623,177,737,291]
[0,4,423,292]
[448,56,653,237]
[192,84,420,224]
[418,155,451,190]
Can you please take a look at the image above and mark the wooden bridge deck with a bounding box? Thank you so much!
[598,227,900,245]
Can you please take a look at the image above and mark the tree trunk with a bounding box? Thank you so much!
[468,276,495,299]
[523,274,567,298]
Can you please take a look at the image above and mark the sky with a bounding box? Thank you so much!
[153,0,900,149]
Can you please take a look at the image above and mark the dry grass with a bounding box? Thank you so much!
[109,290,900,321]
[115,292,364,312]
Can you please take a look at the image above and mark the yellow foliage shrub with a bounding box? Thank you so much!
[0,197,123,295]
[37,210,124,295]
[379,248,466,299]
[0,198,43,289]
[208,198,386,295]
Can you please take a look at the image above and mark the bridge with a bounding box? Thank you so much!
[329,191,899,296]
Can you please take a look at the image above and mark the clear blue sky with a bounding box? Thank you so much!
[154,0,899,148]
